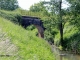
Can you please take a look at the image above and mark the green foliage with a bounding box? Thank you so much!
[43,15,59,44]
[63,24,80,52]
[15,8,48,18]
[54,30,60,46]
[26,25,36,30]
[0,10,22,24]
[67,0,80,14]
[30,2,50,17]
[55,22,80,54]
[66,0,80,28]
[0,0,19,10]
[0,17,55,60]
[30,2,45,12]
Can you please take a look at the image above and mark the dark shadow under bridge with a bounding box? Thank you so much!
[20,16,45,38]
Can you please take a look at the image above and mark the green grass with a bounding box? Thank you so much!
[0,10,21,24]
[0,17,55,60]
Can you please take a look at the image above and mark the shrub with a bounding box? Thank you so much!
[0,10,22,24]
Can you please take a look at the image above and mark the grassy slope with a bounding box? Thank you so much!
[0,17,55,60]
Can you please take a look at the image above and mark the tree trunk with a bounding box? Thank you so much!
[59,22,63,46]
[59,0,63,46]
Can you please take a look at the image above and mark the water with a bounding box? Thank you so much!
[51,45,80,60]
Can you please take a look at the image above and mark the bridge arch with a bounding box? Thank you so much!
[21,16,45,38]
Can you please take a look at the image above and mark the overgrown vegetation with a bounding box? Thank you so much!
[0,17,55,60]
[0,10,21,24]
[0,0,80,60]
[0,0,18,10]
[54,22,80,54]
[0,0,56,60]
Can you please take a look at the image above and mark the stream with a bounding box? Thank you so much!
[51,45,80,60]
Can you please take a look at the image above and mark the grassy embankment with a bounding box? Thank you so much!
[0,10,55,60]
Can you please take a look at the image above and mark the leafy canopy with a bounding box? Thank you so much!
[0,0,19,10]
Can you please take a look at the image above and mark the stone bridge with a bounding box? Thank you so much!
[20,16,45,38]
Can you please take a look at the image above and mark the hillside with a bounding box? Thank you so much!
[0,17,55,60]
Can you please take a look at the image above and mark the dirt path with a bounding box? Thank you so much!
[0,39,18,56]
[0,29,18,56]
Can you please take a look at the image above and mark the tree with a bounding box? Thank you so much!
[29,2,50,16]
[0,0,19,10]
[29,2,56,42]
[30,2,44,12]
[29,0,65,46]
[43,0,64,46]
[66,0,80,27]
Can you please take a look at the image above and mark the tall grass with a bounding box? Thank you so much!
[0,10,21,24]
[0,17,55,60]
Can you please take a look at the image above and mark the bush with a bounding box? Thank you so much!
[0,10,22,24]
[62,24,80,54]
